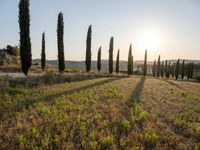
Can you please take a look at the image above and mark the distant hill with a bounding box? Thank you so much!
[33,59,200,71]
[32,59,151,71]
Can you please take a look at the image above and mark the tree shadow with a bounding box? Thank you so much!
[4,73,127,88]
[0,76,125,119]
[129,77,145,103]
[162,79,185,91]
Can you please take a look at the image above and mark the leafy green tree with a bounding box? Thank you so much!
[161,61,164,78]
[116,49,120,74]
[127,44,133,75]
[157,55,161,77]
[57,12,65,73]
[41,32,46,71]
[181,60,185,80]
[175,59,180,80]
[97,46,101,72]
[19,0,32,76]
[143,50,147,77]
[86,25,92,72]
[109,37,114,74]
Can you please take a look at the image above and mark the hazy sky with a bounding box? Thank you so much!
[0,0,200,61]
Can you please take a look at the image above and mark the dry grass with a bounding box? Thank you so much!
[0,75,199,149]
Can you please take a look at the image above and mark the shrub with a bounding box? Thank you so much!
[101,135,114,149]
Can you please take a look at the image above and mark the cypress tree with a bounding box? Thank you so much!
[166,62,171,79]
[161,61,164,78]
[190,62,194,79]
[171,64,175,78]
[41,32,46,71]
[165,60,168,78]
[116,49,120,74]
[109,37,114,74]
[128,44,133,75]
[181,60,185,80]
[97,46,101,73]
[143,50,147,77]
[175,59,180,80]
[57,12,65,73]
[157,55,161,77]
[187,63,191,80]
[19,0,32,76]
[86,25,92,72]
[153,60,156,77]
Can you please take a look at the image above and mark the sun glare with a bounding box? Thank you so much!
[137,31,162,52]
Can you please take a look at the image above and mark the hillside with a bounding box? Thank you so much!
[0,75,199,149]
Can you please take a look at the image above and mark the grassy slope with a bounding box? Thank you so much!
[0,76,200,149]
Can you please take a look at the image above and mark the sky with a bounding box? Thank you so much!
[0,0,200,61]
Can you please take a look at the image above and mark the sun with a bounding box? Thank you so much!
[137,31,162,52]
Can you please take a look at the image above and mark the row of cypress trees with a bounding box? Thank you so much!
[18,0,134,75]
[152,55,195,80]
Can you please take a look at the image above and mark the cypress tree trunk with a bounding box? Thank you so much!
[181,60,185,80]
[127,44,133,75]
[57,12,65,73]
[143,50,147,77]
[175,59,180,80]
[116,49,120,74]
[19,0,32,76]
[157,55,161,77]
[109,37,114,74]
[86,25,92,72]
[97,46,101,73]
[41,32,46,71]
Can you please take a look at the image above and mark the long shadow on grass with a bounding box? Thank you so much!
[129,77,145,103]
[0,77,125,119]
[162,79,185,91]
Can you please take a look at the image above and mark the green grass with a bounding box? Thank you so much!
[0,75,200,149]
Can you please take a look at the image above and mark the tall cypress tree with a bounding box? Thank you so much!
[128,44,133,75]
[171,64,175,78]
[181,60,185,80]
[41,32,46,71]
[157,55,161,77]
[161,61,164,78]
[19,0,32,76]
[57,12,65,73]
[187,63,191,80]
[109,37,114,74]
[143,50,147,77]
[153,60,156,77]
[175,59,180,80]
[116,49,120,74]
[97,46,101,73]
[165,60,168,78]
[166,62,171,79]
[86,25,92,72]
[190,62,194,79]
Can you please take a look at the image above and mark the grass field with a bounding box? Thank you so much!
[0,75,200,149]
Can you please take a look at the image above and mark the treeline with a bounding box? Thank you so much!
[18,0,134,76]
[151,56,196,80]
[18,0,198,81]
